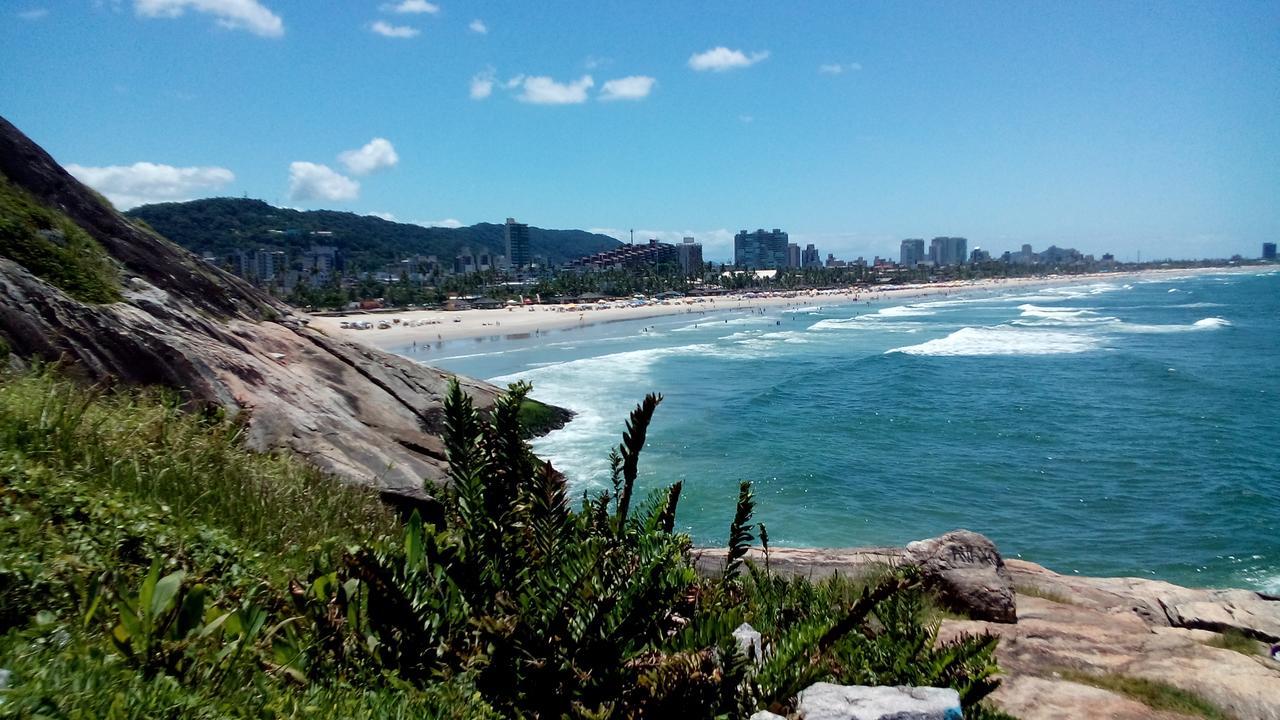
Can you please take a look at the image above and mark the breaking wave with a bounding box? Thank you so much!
[887,326,1103,356]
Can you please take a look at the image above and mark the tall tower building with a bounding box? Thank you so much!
[802,243,821,268]
[900,239,925,267]
[504,218,531,270]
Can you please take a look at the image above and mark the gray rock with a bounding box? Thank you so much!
[905,529,1017,623]
[734,622,763,661]
[796,683,962,720]
[750,712,786,720]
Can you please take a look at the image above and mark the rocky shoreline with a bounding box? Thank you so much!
[698,531,1280,720]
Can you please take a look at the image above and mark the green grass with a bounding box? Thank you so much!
[1059,670,1231,720]
[1202,628,1263,656]
[0,368,395,569]
[0,368,487,718]
[517,397,570,437]
[1014,583,1075,605]
[0,172,122,304]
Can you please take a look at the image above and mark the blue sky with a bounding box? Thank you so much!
[2,1,1277,262]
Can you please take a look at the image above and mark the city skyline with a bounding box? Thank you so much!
[1,1,1277,262]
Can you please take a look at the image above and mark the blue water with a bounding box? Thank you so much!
[401,269,1280,591]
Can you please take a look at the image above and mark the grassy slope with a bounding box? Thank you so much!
[0,369,494,718]
[0,173,121,304]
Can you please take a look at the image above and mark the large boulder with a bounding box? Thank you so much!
[795,683,962,720]
[905,530,1017,624]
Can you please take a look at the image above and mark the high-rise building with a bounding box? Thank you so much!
[302,245,340,281]
[734,228,789,269]
[1264,243,1277,260]
[802,243,821,268]
[929,236,968,266]
[504,218,531,270]
[787,243,802,268]
[677,237,704,277]
[900,239,925,267]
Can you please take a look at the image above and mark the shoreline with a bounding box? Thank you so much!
[307,266,1263,350]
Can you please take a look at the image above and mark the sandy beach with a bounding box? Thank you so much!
[307,267,1253,350]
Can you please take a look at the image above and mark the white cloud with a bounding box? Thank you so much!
[17,8,49,20]
[584,55,611,70]
[337,138,398,175]
[382,0,437,13]
[470,67,495,100]
[287,162,358,203]
[370,20,418,37]
[133,0,284,37]
[517,75,594,105]
[66,161,234,209]
[367,211,397,221]
[468,18,486,33]
[688,46,769,72]
[599,75,656,102]
[503,74,524,89]
[415,218,463,228]
[819,62,862,74]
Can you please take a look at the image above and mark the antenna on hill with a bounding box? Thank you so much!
[630,228,634,245]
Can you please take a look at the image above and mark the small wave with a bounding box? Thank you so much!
[809,318,923,333]
[887,326,1102,356]
[878,305,937,318]
[1116,317,1232,334]
[783,305,822,313]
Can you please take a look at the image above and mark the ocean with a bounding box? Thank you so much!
[400,268,1279,592]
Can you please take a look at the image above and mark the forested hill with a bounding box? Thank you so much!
[125,198,621,269]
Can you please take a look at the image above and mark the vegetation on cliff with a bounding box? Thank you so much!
[0,173,121,304]
[0,369,1008,718]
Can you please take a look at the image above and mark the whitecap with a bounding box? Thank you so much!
[1115,317,1232,334]
[887,326,1102,356]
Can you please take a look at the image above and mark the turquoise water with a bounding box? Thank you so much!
[403,269,1280,591]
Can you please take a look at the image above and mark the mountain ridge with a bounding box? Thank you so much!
[126,197,622,269]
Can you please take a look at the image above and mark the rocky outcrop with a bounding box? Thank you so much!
[699,536,1280,719]
[0,115,528,506]
[904,530,1017,624]
[696,530,1016,624]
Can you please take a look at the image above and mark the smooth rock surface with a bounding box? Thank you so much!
[795,683,962,720]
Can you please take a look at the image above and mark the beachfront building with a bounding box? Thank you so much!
[802,243,821,269]
[505,218,531,270]
[734,228,789,269]
[900,238,925,267]
[787,243,802,268]
[568,238,679,271]
[677,237,704,277]
[1264,243,1277,260]
[929,236,968,266]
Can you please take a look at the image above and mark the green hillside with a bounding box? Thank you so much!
[125,197,621,270]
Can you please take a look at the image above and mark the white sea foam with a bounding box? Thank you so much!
[1115,317,1232,334]
[494,343,718,489]
[887,326,1103,356]
[808,318,923,333]
[1172,302,1225,309]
